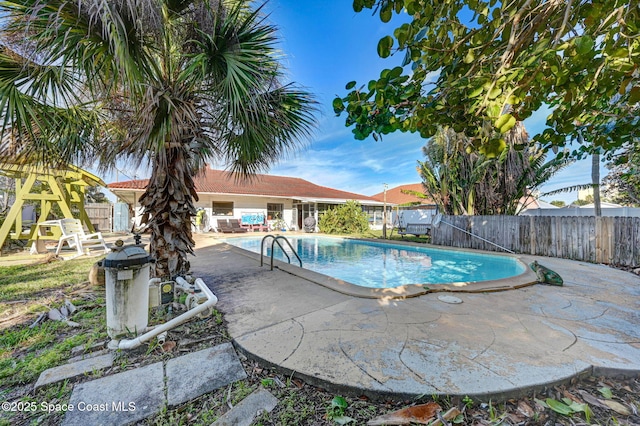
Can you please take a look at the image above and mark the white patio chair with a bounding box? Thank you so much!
[55,218,110,258]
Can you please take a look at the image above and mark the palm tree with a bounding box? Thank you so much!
[418,124,571,215]
[0,0,317,278]
[418,127,491,215]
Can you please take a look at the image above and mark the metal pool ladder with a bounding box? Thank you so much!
[260,235,303,270]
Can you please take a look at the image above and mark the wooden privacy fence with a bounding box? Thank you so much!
[431,215,640,268]
[85,203,111,232]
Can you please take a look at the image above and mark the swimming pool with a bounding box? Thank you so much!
[223,235,527,289]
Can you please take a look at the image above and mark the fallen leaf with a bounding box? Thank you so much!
[517,400,534,417]
[598,386,613,399]
[367,402,442,425]
[333,415,356,425]
[603,400,632,416]
[546,398,573,415]
[562,390,583,404]
[577,390,609,409]
[506,412,526,423]
[430,407,462,426]
[161,341,176,352]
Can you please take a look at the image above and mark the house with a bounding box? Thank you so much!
[107,167,386,231]
[518,196,560,213]
[370,183,437,228]
[371,183,434,207]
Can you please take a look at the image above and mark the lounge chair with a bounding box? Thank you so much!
[55,218,110,258]
[229,219,248,233]
[216,219,234,233]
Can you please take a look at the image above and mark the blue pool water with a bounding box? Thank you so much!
[224,236,526,289]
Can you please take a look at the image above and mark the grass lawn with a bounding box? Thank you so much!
[0,257,107,389]
[349,228,431,244]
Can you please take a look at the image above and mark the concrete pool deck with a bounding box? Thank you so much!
[190,236,640,401]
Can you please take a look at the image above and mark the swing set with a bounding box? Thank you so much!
[0,162,106,253]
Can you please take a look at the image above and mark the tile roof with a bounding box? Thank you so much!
[108,167,383,203]
[371,183,435,205]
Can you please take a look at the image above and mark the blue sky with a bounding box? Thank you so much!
[107,0,602,204]
[262,0,602,203]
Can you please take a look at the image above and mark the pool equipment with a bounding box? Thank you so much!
[102,238,153,343]
[431,213,515,254]
[103,236,218,350]
[117,276,217,350]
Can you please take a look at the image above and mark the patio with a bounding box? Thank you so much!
[190,239,640,401]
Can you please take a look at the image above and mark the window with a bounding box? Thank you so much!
[211,201,233,216]
[267,203,283,220]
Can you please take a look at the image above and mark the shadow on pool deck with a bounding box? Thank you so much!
[190,239,640,401]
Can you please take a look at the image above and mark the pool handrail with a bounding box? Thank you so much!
[260,235,303,270]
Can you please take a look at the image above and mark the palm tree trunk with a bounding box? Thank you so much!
[139,146,197,278]
[592,151,601,217]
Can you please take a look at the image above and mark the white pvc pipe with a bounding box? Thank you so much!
[117,277,218,350]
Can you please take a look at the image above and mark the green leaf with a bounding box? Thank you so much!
[333,415,356,425]
[353,0,364,12]
[480,138,507,158]
[380,2,392,22]
[535,398,549,408]
[563,399,593,422]
[469,86,483,98]
[575,35,595,56]
[405,0,418,15]
[598,386,613,399]
[610,47,628,58]
[377,36,394,58]
[395,25,409,47]
[629,86,640,104]
[332,97,345,114]
[389,66,403,79]
[345,81,356,90]
[331,396,348,410]
[488,87,502,99]
[464,50,475,64]
[495,113,516,133]
[545,398,574,415]
[402,50,412,66]
[487,104,501,118]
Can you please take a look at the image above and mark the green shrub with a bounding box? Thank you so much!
[318,200,369,234]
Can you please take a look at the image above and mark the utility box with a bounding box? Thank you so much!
[102,239,152,340]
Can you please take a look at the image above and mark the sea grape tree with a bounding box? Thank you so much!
[334,0,640,159]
